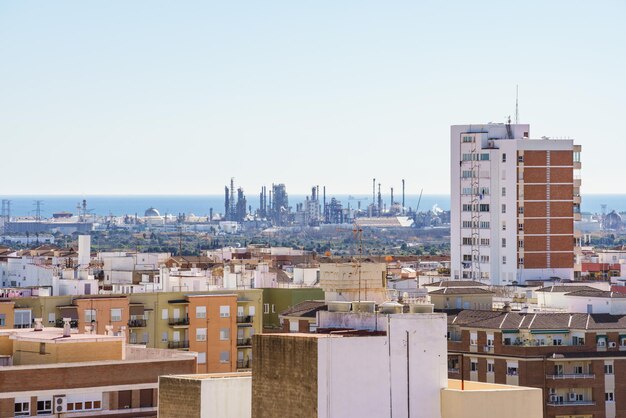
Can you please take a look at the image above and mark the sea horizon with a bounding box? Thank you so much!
[1,193,625,218]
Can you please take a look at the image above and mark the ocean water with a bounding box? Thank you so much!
[1,194,624,217]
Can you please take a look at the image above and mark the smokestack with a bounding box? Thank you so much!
[372,178,376,204]
[323,186,326,223]
[402,179,405,214]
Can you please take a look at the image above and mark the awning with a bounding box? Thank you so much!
[596,334,607,341]
[502,330,519,334]
[58,306,78,320]
[530,330,569,334]
[129,305,145,316]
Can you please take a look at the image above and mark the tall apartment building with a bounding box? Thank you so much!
[451,123,582,285]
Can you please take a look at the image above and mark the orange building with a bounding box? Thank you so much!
[187,294,238,374]
[59,296,130,339]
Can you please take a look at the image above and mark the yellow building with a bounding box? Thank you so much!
[441,380,542,418]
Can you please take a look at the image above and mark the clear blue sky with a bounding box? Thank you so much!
[1,1,624,195]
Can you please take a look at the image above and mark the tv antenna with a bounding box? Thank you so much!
[515,85,519,124]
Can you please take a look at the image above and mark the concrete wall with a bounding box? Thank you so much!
[252,334,318,418]
[201,375,251,418]
[441,380,542,418]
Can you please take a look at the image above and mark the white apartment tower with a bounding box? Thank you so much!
[451,123,582,285]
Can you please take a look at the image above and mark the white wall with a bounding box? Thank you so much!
[317,313,447,418]
[200,376,251,418]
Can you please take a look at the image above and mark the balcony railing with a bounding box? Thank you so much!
[546,373,594,379]
[237,315,253,324]
[128,319,147,328]
[237,360,251,369]
[168,318,190,326]
[237,338,252,347]
[54,319,78,328]
[168,340,189,349]
[448,368,460,374]
[547,400,595,407]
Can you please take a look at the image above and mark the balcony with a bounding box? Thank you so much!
[546,374,595,379]
[168,318,189,327]
[167,340,189,349]
[128,319,147,328]
[237,338,252,347]
[54,319,78,328]
[237,315,253,326]
[237,360,251,369]
[547,400,595,407]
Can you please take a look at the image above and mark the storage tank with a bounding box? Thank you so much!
[327,301,352,312]
[352,301,376,313]
[379,301,403,314]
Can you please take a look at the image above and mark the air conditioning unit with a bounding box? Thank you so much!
[609,342,617,348]
[53,395,67,414]
[549,395,558,403]
[568,393,577,402]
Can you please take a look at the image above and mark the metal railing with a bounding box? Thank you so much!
[237,315,253,324]
[168,340,189,349]
[237,360,251,369]
[547,400,595,406]
[128,319,147,328]
[546,373,594,379]
[237,338,252,347]
[168,318,190,326]
[54,319,78,328]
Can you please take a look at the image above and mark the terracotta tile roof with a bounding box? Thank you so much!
[429,288,494,295]
[424,280,485,287]
[535,285,599,293]
[279,300,327,318]
[565,290,626,299]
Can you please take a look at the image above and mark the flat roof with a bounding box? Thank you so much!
[0,327,123,343]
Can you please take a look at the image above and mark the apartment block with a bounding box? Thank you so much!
[0,324,195,417]
[450,123,581,285]
[447,310,626,418]
[6,289,263,373]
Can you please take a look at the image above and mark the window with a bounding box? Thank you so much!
[598,337,607,347]
[502,153,506,162]
[480,153,489,161]
[462,135,474,143]
[470,360,478,372]
[0,314,5,326]
[552,337,562,346]
[272,304,275,313]
[480,221,490,229]
[470,332,477,345]
[14,401,29,417]
[479,204,490,212]
[501,204,506,214]
[486,334,494,346]
[220,351,230,363]
[161,332,168,342]
[502,221,506,231]
[605,363,614,374]
[37,399,52,415]
[85,309,96,323]
[574,365,583,374]
[501,187,506,197]
[518,257,524,266]
[48,313,55,324]
[518,223,523,231]
[507,366,518,376]
[14,309,31,329]
[573,336,585,345]
[487,362,495,373]
[518,240,524,248]
[110,308,122,322]
[518,206,524,214]
[197,352,206,364]
[196,306,206,319]
[220,328,230,341]
[249,306,256,317]
[502,238,506,248]
[161,309,168,320]
[220,306,230,318]
[480,255,490,263]
[502,256,507,265]
[264,303,270,314]
[196,328,207,342]
[606,392,615,402]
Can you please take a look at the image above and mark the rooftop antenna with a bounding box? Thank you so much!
[33,200,44,222]
[515,84,519,124]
